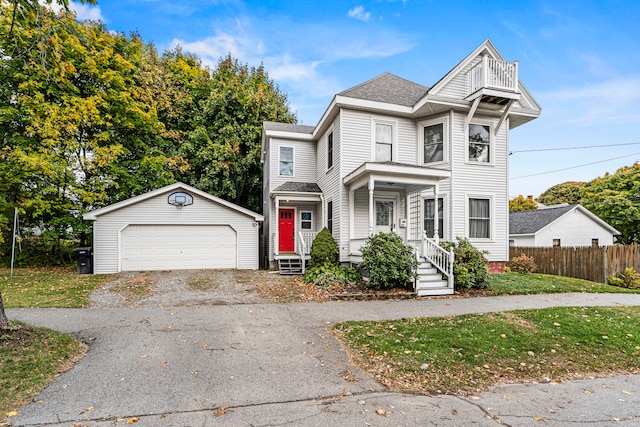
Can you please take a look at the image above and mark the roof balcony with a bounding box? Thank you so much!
[467,54,519,106]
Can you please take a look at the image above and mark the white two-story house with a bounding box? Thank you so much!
[261,40,541,295]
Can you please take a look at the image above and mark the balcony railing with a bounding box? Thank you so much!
[469,56,518,94]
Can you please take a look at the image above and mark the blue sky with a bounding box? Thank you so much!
[69,0,640,199]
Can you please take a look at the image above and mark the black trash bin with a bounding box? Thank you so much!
[74,247,93,274]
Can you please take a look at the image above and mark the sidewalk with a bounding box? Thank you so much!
[7,293,640,426]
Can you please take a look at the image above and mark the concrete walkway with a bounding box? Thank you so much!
[7,293,640,426]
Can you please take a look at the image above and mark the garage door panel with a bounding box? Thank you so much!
[121,225,237,271]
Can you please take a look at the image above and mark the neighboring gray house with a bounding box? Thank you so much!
[83,182,263,274]
[509,204,619,247]
[261,39,542,296]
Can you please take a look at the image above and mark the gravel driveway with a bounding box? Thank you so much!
[89,269,292,307]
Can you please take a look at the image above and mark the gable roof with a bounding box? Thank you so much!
[509,204,619,236]
[338,72,429,107]
[83,182,264,221]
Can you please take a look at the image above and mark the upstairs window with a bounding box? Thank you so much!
[279,146,294,176]
[468,124,491,163]
[327,132,334,169]
[423,123,444,163]
[469,198,490,239]
[375,123,393,161]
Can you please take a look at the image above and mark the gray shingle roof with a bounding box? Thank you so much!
[338,72,429,107]
[274,182,322,193]
[509,204,577,235]
[263,121,314,134]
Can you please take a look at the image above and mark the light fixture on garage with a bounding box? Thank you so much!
[168,191,194,210]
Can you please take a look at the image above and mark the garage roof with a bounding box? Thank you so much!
[83,182,264,222]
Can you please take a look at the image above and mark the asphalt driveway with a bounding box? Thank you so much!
[6,271,640,426]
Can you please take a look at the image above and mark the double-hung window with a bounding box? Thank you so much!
[279,146,294,176]
[300,211,312,230]
[327,132,334,169]
[424,198,444,238]
[469,198,490,239]
[468,123,491,163]
[375,123,393,161]
[423,123,444,163]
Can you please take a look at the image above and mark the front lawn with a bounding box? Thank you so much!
[334,306,640,395]
[485,272,640,295]
[0,267,109,308]
[0,322,86,422]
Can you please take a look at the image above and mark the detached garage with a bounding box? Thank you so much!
[83,182,264,274]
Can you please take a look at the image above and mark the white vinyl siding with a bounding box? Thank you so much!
[534,209,617,247]
[90,190,260,273]
[270,138,317,190]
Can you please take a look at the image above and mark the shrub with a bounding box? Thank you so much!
[440,237,489,291]
[509,253,537,274]
[360,232,417,290]
[607,267,640,289]
[308,228,339,269]
[303,264,362,287]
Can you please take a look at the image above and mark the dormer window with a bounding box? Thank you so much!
[375,123,393,161]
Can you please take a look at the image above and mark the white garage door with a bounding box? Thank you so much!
[120,225,237,271]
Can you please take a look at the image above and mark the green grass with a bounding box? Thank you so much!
[0,267,110,308]
[334,306,640,395]
[485,272,640,295]
[1,322,86,421]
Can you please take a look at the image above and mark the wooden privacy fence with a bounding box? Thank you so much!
[509,245,640,284]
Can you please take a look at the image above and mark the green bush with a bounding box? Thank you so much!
[303,264,362,287]
[440,237,489,291]
[607,267,640,289]
[360,232,417,290]
[308,228,339,269]
[508,253,537,274]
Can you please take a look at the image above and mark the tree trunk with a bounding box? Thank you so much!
[0,292,11,330]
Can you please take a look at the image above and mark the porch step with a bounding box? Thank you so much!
[415,261,453,296]
[278,257,304,275]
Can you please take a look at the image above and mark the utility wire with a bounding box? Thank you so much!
[510,151,640,180]
[510,141,640,155]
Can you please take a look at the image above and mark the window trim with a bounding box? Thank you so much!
[300,211,313,230]
[466,195,493,241]
[371,119,396,162]
[327,132,334,170]
[466,121,494,165]
[327,200,333,234]
[278,145,295,177]
[423,195,446,239]
[419,117,448,165]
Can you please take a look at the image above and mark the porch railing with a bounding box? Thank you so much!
[297,231,318,256]
[418,232,454,289]
[470,57,518,93]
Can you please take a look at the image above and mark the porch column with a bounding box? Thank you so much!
[368,177,375,236]
[433,183,439,244]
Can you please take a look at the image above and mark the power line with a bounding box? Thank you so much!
[510,141,640,155]
[510,151,640,180]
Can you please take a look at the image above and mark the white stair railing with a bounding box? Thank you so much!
[420,231,454,289]
[298,231,308,274]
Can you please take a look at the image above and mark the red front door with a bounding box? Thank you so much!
[278,209,295,252]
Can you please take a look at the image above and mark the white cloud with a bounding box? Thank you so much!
[70,2,104,21]
[348,6,371,22]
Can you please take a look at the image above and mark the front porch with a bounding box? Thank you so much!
[343,162,455,295]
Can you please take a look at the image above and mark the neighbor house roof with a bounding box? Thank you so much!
[509,204,619,236]
[338,72,429,107]
[262,121,315,134]
[83,182,264,221]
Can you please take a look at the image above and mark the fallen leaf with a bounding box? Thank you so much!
[140,355,149,359]
[534,417,544,421]
[202,344,209,349]
[500,334,507,339]
[376,409,387,416]
[213,405,229,417]
[621,390,632,395]
[6,411,18,417]
[126,417,139,424]
[160,360,167,365]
